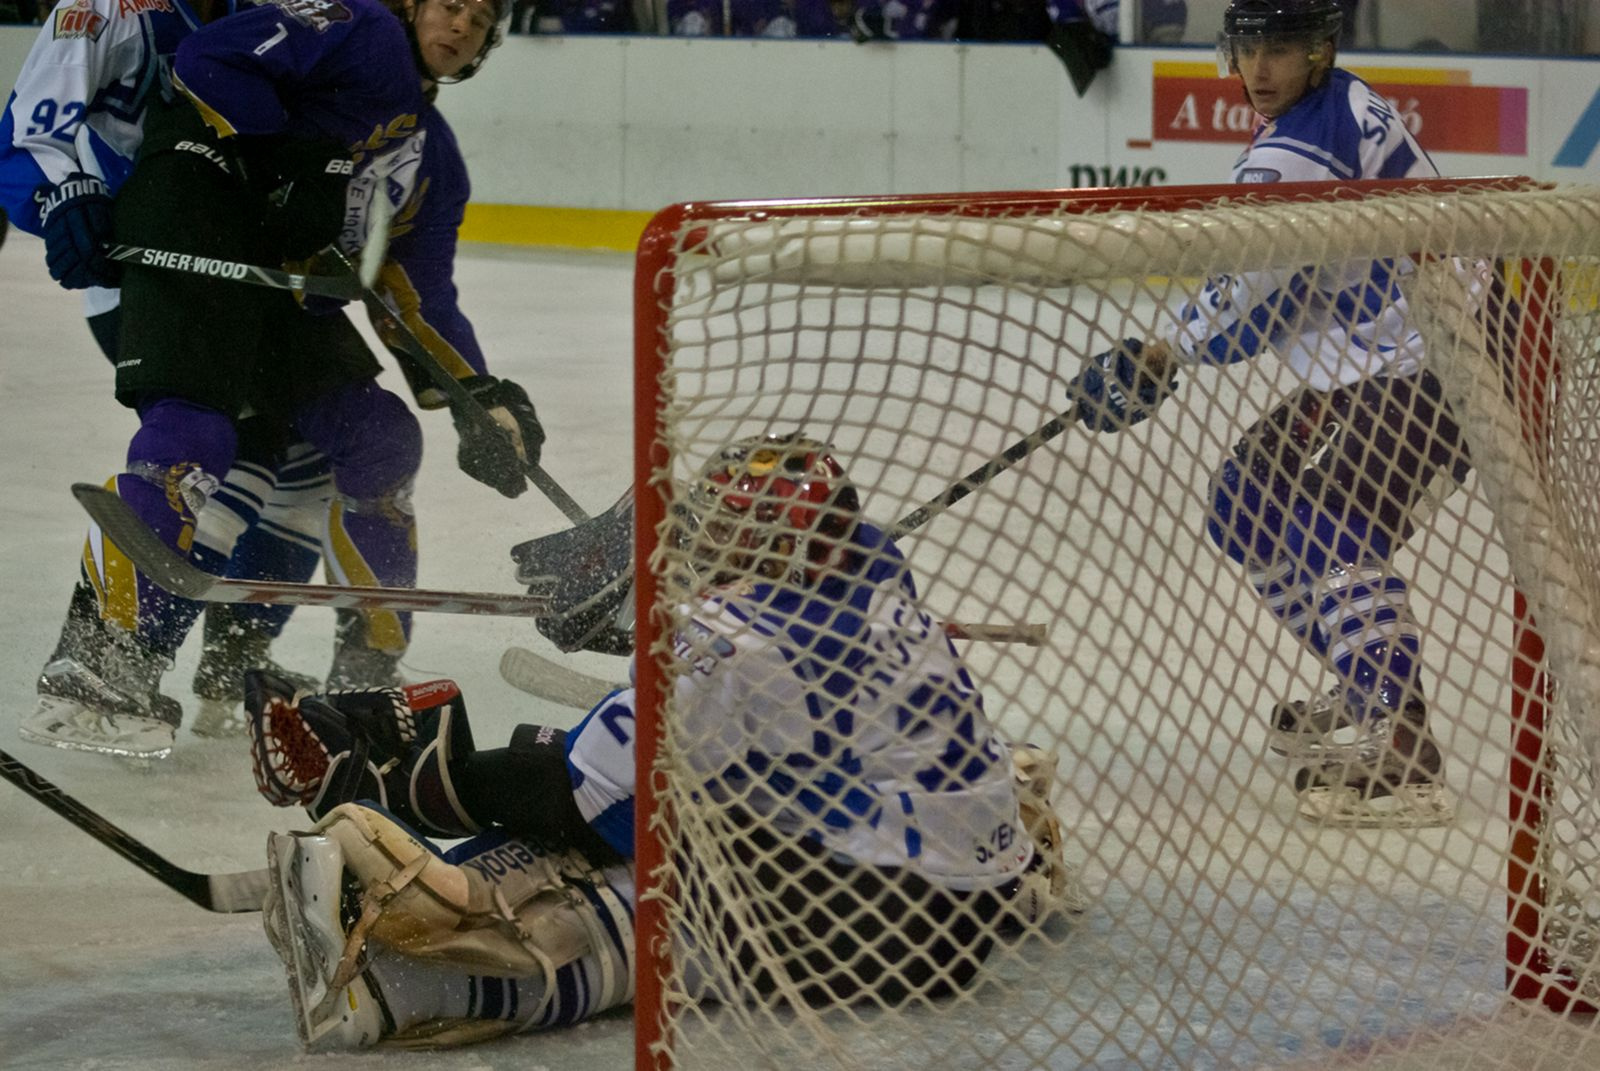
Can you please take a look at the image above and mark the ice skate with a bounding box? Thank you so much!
[20,585,180,760]
[192,606,319,738]
[262,831,389,1051]
[1267,687,1361,758]
[325,610,406,691]
[1293,703,1455,828]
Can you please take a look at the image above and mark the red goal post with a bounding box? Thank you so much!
[630,178,1600,1070]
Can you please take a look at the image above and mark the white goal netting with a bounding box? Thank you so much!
[630,180,1600,1071]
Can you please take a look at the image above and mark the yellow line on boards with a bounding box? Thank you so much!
[459,204,656,252]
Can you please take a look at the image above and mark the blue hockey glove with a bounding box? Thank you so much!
[453,375,546,498]
[36,172,120,290]
[1068,339,1178,433]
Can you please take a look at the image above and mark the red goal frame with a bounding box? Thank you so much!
[628,176,1588,1070]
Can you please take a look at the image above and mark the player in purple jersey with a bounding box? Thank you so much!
[1064,0,1484,827]
[23,0,544,762]
[0,0,352,749]
[238,432,1080,1050]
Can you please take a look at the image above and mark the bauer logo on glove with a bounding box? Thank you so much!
[1067,339,1180,433]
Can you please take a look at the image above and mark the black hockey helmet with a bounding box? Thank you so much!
[387,0,513,84]
[1218,0,1342,75]
[1222,0,1343,40]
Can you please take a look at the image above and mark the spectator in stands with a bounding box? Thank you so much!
[514,0,635,32]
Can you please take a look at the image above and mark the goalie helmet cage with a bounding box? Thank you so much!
[629,178,1600,1071]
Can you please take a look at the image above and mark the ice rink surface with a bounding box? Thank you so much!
[2,228,1597,1071]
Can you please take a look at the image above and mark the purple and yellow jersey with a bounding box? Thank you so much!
[172,0,427,256]
[371,105,487,393]
[0,0,221,235]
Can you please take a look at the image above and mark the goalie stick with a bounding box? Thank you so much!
[72,483,554,617]
[0,749,268,913]
[499,621,1047,710]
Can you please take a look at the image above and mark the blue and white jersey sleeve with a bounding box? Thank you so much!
[565,687,639,861]
[0,0,208,233]
[1165,69,1439,389]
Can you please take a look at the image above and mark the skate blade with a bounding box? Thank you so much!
[1267,723,1366,760]
[265,834,367,1050]
[1297,782,1456,829]
[19,697,174,760]
[265,834,330,1048]
[191,698,246,739]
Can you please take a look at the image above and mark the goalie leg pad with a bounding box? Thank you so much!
[1006,743,1091,925]
[312,804,626,989]
[262,830,391,1051]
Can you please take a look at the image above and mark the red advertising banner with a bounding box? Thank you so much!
[1151,63,1528,156]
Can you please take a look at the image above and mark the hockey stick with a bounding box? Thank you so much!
[72,483,554,617]
[0,749,268,913]
[500,621,1047,710]
[890,404,1077,540]
[104,234,587,523]
[499,647,624,710]
[104,243,367,301]
[329,251,590,526]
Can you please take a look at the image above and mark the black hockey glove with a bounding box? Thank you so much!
[453,375,546,498]
[237,135,355,260]
[1068,339,1179,433]
[35,172,120,290]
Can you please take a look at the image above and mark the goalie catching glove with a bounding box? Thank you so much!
[452,374,545,498]
[246,670,482,839]
[1067,339,1179,433]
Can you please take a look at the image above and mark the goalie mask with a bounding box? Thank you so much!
[679,432,861,588]
[1217,0,1342,76]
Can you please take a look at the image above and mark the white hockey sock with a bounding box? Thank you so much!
[366,947,548,1033]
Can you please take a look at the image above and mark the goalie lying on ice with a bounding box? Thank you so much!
[247,431,1086,1050]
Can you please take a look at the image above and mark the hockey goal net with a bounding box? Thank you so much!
[630,178,1600,1070]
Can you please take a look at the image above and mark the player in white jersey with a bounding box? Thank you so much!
[238,432,1078,1050]
[1065,0,1479,827]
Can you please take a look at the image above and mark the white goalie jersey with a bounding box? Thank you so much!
[565,522,1033,894]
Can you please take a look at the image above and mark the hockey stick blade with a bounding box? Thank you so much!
[499,647,624,710]
[945,621,1048,646]
[0,749,267,913]
[105,244,365,301]
[72,483,554,617]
